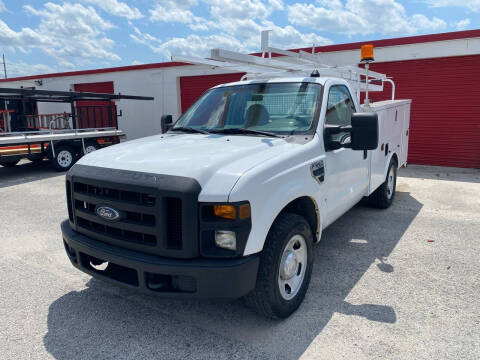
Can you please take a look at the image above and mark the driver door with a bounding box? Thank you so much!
[323,84,370,225]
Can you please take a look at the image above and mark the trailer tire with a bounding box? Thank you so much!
[83,140,99,155]
[0,160,19,168]
[51,145,75,172]
[369,158,397,209]
[244,213,314,319]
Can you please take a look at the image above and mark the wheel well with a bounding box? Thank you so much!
[391,153,399,167]
[279,196,319,242]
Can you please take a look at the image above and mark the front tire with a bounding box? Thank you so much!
[369,158,397,209]
[244,213,314,319]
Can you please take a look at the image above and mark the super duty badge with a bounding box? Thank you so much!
[311,160,325,183]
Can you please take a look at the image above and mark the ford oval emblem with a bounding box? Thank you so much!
[95,205,120,221]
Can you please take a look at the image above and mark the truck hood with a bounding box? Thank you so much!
[76,133,299,200]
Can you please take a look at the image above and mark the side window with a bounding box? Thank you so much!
[325,85,356,142]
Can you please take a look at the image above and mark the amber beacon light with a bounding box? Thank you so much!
[361,44,374,62]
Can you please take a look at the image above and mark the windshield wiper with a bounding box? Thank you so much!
[170,127,211,135]
[210,128,283,138]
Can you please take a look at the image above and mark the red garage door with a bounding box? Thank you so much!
[74,81,116,129]
[180,73,244,113]
[368,55,480,168]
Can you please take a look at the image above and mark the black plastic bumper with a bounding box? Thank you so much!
[61,220,259,299]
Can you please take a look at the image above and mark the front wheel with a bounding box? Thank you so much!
[244,213,314,319]
[369,158,397,209]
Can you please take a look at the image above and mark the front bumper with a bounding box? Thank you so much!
[61,220,259,299]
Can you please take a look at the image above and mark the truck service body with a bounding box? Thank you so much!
[61,74,411,318]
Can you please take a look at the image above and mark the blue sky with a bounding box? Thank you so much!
[0,0,478,77]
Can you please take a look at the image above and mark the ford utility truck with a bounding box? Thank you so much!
[61,41,411,318]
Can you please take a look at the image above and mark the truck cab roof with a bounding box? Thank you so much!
[211,76,345,89]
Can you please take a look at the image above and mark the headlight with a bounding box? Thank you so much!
[215,230,236,250]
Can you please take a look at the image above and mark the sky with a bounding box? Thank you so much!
[0,0,478,77]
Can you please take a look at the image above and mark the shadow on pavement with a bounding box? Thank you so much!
[44,191,422,359]
[0,160,62,188]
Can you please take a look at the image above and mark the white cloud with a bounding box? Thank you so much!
[0,3,120,68]
[150,5,195,23]
[4,60,54,77]
[84,0,143,19]
[205,0,273,19]
[288,0,446,36]
[410,14,447,31]
[427,0,480,12]
[455,18,471,30]
[131,31,248,59]
[141,0,331,59]
[0,1,6,12]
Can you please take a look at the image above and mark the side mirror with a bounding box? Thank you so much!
[161,115,173,133]
[349,112,378,150]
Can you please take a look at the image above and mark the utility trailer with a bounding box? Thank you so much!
[0,88,153,171]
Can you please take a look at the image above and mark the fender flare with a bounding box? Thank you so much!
[383,151,399,178]
[243,180,324,255]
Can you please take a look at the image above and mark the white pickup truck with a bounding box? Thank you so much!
[61,75,410,318]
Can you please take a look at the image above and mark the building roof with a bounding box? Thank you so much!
[1,29,479,83]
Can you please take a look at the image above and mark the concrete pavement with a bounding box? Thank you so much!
[1,161,479,359]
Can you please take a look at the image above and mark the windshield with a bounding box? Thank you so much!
[172,82,321,135]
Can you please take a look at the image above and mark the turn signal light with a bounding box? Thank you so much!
[238,203,251,220]
[361,44,374,62]
[213,203,251,220]
[214,205,236,219]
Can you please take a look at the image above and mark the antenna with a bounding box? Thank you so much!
[2,54,7,79]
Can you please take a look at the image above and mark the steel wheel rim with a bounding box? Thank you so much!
[278,234,307,300]
[85,145,97,154]
[57,150,72,168]
[387,166,395,199]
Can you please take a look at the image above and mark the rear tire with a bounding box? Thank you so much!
[51,145,75,172]
[369,158,397,209]
[244,213,314,319]
[83,140,99,155]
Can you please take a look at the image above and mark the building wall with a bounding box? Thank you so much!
[1,33,479,167]
[0,65,239,140]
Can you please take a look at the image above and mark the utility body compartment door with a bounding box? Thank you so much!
[321,83,370,226]
[365,100,411,194]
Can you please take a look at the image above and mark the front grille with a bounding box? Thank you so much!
[73,182,163,248]
[67,165,201,258]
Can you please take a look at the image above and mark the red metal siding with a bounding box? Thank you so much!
[367,55,480,168]
[179,73,244,113]
[74,81,116,129]
[74,81,114,94]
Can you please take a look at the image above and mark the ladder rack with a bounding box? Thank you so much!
[172,31,392,103]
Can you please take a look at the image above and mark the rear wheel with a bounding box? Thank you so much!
[83,140,99,155]
[51,145,75,172]
[369,158,397,209]
[244,213,314,319]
